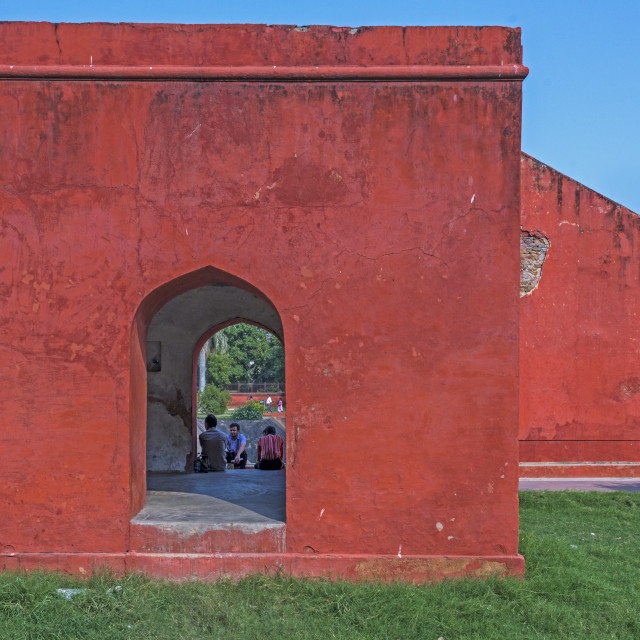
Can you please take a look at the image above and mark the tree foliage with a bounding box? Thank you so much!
[197,384,230,415]
[205,323,284,387]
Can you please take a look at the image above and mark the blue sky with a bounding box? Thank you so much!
[3,0,639,212]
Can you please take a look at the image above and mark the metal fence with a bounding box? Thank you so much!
[223,382,285,394]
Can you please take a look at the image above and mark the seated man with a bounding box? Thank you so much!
[256,425,284,470]
[225,422,247,469]
[198,414,227,472]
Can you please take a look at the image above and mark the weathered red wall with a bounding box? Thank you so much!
[0,23,525,579]
[520,154,640,476]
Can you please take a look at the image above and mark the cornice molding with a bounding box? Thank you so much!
[0,64,529,82]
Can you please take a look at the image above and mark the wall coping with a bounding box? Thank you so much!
[0,63,528,82]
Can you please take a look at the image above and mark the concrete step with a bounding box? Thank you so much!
[130,520,286,554]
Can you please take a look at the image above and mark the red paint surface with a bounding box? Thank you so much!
[520,440,640,463]
[0,23,524,581]
[520,154,640,472]
[0,23,523,67]
[1,552,524,583]
[520,464,640,478]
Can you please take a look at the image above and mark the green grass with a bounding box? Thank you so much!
[2,491,639,639]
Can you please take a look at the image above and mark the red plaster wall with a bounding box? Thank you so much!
[0,23,524,577]
[520,154,640,467]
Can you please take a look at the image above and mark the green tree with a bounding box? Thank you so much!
[197,384,230,415]
[206,352,242,386]
[205,323,285,387]
[262,338,285,382]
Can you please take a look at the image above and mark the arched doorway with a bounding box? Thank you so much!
[129,266,285,520]
[193,321,285,464]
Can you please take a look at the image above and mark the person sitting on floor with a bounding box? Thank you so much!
[226,422,247,469]
[256,425,284,470]
[198,414,227,472]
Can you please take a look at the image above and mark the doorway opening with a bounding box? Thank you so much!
[196,321,285,465]
[130,267,286,531]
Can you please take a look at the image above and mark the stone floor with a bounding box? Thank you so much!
[132,473,640,531]
[133,470,286,526]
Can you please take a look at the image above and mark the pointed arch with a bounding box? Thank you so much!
[130,266,284,514]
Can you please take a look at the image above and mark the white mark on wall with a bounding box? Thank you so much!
[436,522,444,532]
[448,536,454,540]
[319,508,325,519]
[471,193,475,204]
[255,182,277,200]
[185,228,188,236]
[186,124,201,139]
[397,545,402,558]
[559,220,581,230]
[90,56,93,66]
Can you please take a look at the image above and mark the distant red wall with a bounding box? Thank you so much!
[227,394,285,409]
[520,154,640,471]
[0,22,525,580]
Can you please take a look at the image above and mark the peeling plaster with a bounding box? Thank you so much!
[520,229,550,297]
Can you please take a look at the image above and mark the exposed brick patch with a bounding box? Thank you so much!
[520,229,550,297]
[613,377,640,402]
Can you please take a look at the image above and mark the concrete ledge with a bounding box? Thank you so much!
[0,64,529,82]
[1,552,525,583]
[519,462,640,478]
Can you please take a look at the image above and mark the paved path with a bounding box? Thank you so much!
[143,469,286,524]
[519,478,640,492]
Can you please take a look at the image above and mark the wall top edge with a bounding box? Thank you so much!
[0,23,523,68]
[521,152,638,216]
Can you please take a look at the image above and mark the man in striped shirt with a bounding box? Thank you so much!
[256,425,284,470]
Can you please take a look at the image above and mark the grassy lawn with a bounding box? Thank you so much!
[1,491,639,639]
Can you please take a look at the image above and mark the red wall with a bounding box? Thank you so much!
[226,394,285,409]
[0,23,525,580]
[520,154,640,473]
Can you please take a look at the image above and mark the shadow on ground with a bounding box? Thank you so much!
[140,469,286,524]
